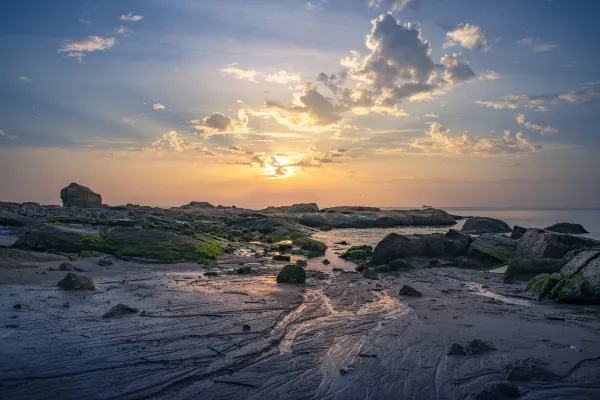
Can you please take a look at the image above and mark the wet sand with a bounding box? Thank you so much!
[2,249,600,399]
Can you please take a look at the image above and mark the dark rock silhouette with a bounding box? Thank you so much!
[60,183,102,208]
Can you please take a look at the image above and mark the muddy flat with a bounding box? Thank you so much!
[1,250,600,400]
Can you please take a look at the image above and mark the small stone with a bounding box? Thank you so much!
[322,259,331,265]
[98,257,113,266]
[296,259,308,268]
[363,268,379,280]
[57,273,95,290]
[237,265,252,274]
[59,262,82,272]
[242,324,251,331]
[13,303,22,309]
[102,304,139,318]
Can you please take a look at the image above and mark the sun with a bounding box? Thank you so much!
[261,155,301,179]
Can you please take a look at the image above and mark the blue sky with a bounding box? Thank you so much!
[1,0,599,207]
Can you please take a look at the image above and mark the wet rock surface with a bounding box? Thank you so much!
[461,217,511,235]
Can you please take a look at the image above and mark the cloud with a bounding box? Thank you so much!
[220,64,259,83]
[152,103,166,111]
[518,37,558,52]
[305,1,324,10]
[369,0,419,11]
[478,70,500,80]
[516,114,559,135]
[410,123,540,155]
[476,88,600,111]
[0,130,18,140]
[115,26,127,35]
[191,110,249,135]
[444,24,488,51]
[265,70,302,84]
[58,36,116,61]
[18,76,32,83]
[424,113,439,118]
[120,13,143,22]
[440,53,476,85]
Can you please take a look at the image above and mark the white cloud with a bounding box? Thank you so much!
[410,123,540,155]
[152,103,166,111]
[440,53,476,85]
[265,70,302,84]
[369,0,415,11]
[518,37,558,52]
[58,36,116,61]
[516,114,558,135]
[444,24,488,51]
[115,26,127,35]
[220,64,259,83]
[120,13,143,22]
[478,70,500,81]
[476,88,600,111]
[18,76,32,83]
[424,113,439,118]
[0,130,17,139]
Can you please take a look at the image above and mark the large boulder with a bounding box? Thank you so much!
[544,223,588,235]
[60,183,102,208]
[444,229,472,256]
[560,250,600,276]
[517,229,600,259]
[467,234,517,266]
[503,258,566,283]
[340,245,373,261]
[279,203,319,213]
[0,211,39,227]
[276,264,306,284]
[370,233,427,265]
[13,228,84,253]
[461,217,511,235]
[181,201,214,209]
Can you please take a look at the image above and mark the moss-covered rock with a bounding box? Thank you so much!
[293,237,327,257]
[504,258,566,283]
[527,274,563,299]
[340,245,373,261]
[276,264,306,284]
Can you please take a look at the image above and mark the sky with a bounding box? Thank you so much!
[1,0,599,208]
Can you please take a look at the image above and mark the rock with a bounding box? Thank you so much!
[511,225,528,240]
[517,229,600,259]
[461,217,511,235]
[322,259,330,265]
[336,241,349,245]
[13,228,84,253]
[277,243,293,252]
[0,211,39,227]
[448,339,495,356]
[389,259,411,271]
[273,254,291,262]
[18,202,47,218]
[60,183,102,208]
[59,262,83,272]
[181,201,215,209]
[204,271,218,277]
[340,245,373,261]
[505,358,559,382]
[527,274,563,299]
[242,324,251,331]
[444,229,472,257]
[57,273,95,290]
[13,303,22,309]
[554,257,600,304]
[279,203,319,213]
[276,264,306,284]
[503,258,566,283]
[399,285,422,297]
[544,223,588,235]
[370,233,427,265]
[295,259,308,267]
[0,248,68,267]
[467,235,517,266]
[237,265,252,274]
[362,268,379,280]
[294,237,327,257]
[373,265,392,273]
[560,250,600,276]
[102,304,139,318]
[98,257,113,266]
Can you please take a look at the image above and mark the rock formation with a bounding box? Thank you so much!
[60,183,102,208]
[461,217,511,234]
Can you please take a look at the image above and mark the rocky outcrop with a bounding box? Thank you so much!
[511,225,528,240]
[0,211,39,226]
[370,233,428,265]
[467,234,517,266]
[181,201,214,209]
[18,202,47,218]
[13,228,84,253]
[276,264,306,284]
[503,258,566,283]
[544,223,588,235]
[279,203,319,213]
[517,229,600,259]
[321,206,380,213]
[57,273,95,290]
[443,229,472,256]
[461,217,511,235]
[60,183,102,208]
